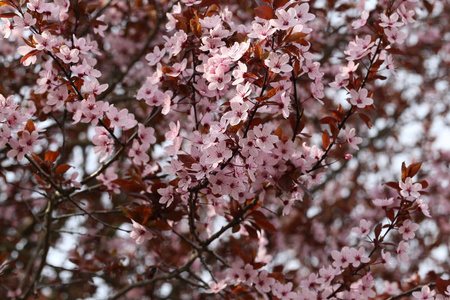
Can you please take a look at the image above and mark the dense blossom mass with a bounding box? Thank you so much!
[0,0,449,299]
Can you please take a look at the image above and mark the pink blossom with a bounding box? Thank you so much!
[396,241,409,262]
[398,219,420,240]
[343,128,363,150]
[254,270,275,293]
[352,219,372,238]
[56,45,80,64]
[352,11,369,29]
[412,285,436,300]
[265,52,293,74]
[205,280,227,294]
[130,221,153,244]
[399,177,422,200]
[349,88,373,108]
[272,282,296,300]
[165,121,180,141]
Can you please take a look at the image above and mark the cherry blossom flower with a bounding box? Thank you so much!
[349,88,373,108]
[106,107,137,130]
[254,125,279,153]
[145,46,166,66]
[343,128,363,150]
[350,247,370,267]
[357,273,376,298]
[248,21,276,40]
[158,186,175,207]
[331,246,354,269]
[352,219,372,238]
[17,45,37,66]
[379,13,403,28]
[416,198,431,217]
[372,197,395,208]
[56,45,80,64]
[0,18,13,38]
[396,241,409,262]
[352,11,369,29]
[399,177,422,200]
[380,249,395,268]
[13,13,36,30]
[34,31,58,51]
[412,285,436,300]
[205,280,227,293]
[7,138,28,161]
[398,4,415,24]
[385,27,407,44]
[270,8,298,30]
[272,282,296,300]
[129,140,150,165]
[93,15,108,37]
[238,264,258,284]
[130,221,153,244]
[254,270,275,293]
[398,219,420,240]
[222,101,249,126]
[294,3,315,24]
[165,121,180,141]
[265,52,293,74]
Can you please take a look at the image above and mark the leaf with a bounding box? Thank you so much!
[189,17,201,37]
[401,161,408,181]
[254,5,273,20]
[112,179,143,192]
[385,209,395,222]
[374,223,382,239]
[273,0,289,9]
[55,164,72,175]
[322,130,330,149]
[419,180,429,189]
[358,113,372,129]
[45,150,59,162]
[319,116,337,125]
[407,162,422,179]
[385,181,400,190]
[252,218,277,232]
[436,278,450,295]
[20,50,38,65]
[0,11,17,18]
[284,32,308,44]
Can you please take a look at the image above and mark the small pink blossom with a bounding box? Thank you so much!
[205,280,227,294]
[265,52,293,74]
[130,221,153,244]
[398,219,420,240]
[349,88,373,108]
[399,177,422,200]
[343,128,363,150]
[412,285,436,300]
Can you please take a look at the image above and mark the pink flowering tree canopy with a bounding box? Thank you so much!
[0,0,449,299]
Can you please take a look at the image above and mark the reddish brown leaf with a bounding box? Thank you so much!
[0,11,17,18]
[20,50,38,65]
[322,130,331,149]
[273,0,290,9]
[358,113,372,129]
[385,209,395,222]
[254,5,273,20]
[385,181,400,190]
[55,164,71,175]
[319,116,337,124]
[436,278,450,295]
[374,223,382,239]
[407,162,422,179]
[45,150,59,162]
[189,18,202,37]
[284,32,308,44]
